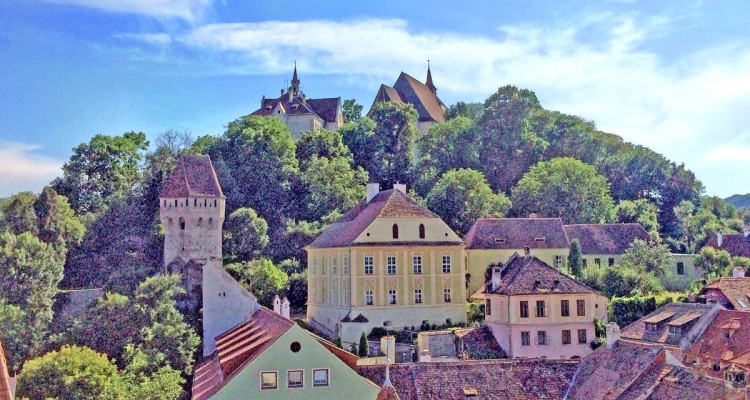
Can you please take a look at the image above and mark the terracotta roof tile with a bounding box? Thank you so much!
[312,334,360,369]
[369,72,446,123]
[701,278,750,310]
[686,309,750,378]
[486,254,596,296]
[706,234,750,258]
[376,385,401,400]
[465,218,569,250]
[646,366,741,400]
[251,95,341,123]
[0,339,13,400]
[160,155,224,198]
[620,303,717,346]
[563,223,650,255]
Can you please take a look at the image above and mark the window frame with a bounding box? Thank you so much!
[537,330,547,345]
[520,301,529,318]
[260,371,279,390]
[413,255,423,274]
[313,368,330,387]
[364,256,374,275]
[576,299,586,316]
[365,290,374,306]
[555,255,563,269]
[608,258,615,267]
[676,262,685,275]
[419,223,426,239]
[442,255,452,273]
[521,331,530,346]
[392,223,399,239]
[387,255,397,275]
[443,287,452,303]
[485,298,492,316]
[562,329,571,345]
[536,300,546,317]
[287,370,304,389]
[578,329,587,344]
[388,289,397,305]
[561,300,570,317]
[414,289,423,304]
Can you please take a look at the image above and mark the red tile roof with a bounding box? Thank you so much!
[465,218,569,250]
[160,155,224,198]
[191,307,294,400]
[251,95,342,123]
[706,234,750,258]
[370,72,446,123]
[359,359,578,400]
[645,366,745,400]
[701,278,750,310]
[485,254,596,296]
[376,385,401,400]
[308,189,461,249]
[620,303,717,346]
[312,334,360,370]
[563,223,650,255]
[0,339,12,400]
[686,310,750,378]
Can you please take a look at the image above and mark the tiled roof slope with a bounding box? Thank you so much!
[686,309,750,378]
[251,95,341,123]
[486,254,596,296]
[392,72,446,123]
[706,234,750,258]
[465,218,569,250]
[620,303,717,346]
[312,334,360,369]
[191,307,294,400]
[701,278,750,310]
[160,155,224,198]
[376,386,401,400]
[0,339,12,400]
[359,359,577,400]
[566,340,665,400]
[308,189,459,249]
[563,223,650,255]
[646,366,746,400]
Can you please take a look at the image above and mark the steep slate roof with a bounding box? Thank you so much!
[706,233,750,258]
[0,339,13,400]
[563,223,651,255]
[485,254,596,296]
[686,309,750,378]
[701,277,750,310]
[252,95,342,123]
[370,72,446,123]
[160,155,224,198]
[620,303,717,346]
[465,218,569,250]
[359,359,577,400]
[191,307,294,400]
[308,189,460,249]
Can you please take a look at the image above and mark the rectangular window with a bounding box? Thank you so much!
[443,288,452,303]
[332,257,337,275]
[388,289,397,304]
[582,259,588,268]
[521,331,530,346]
[365,290,374,306]
[486,298,492,316]
[594,258,601,268]
[387,256,397,275]
[287,370,303,388]
[321,257,327,275]
[442,255,452,273]
[561,300,570,317]
[414,289,423,304]
[261,371,278,390]
[413,256,422,274]
[536,300,546,317]
[537,331,547,345]
[677,262,685,275]
[520,301,529,318]
[562,330,571,345]
[578,329,587,344]
[313,369,330,387]
[555,255,563,269]
[364,256,374,275]
[608,258,615,267]
[343,256,349,275]
[312,259,318,274]
[577,299,586,316]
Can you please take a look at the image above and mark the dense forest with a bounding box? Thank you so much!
[1,85,748,398]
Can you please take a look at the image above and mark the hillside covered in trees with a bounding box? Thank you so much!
[1,85,746,398]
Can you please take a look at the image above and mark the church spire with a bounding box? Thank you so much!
[425,60,437,94]
[291,62,300,95]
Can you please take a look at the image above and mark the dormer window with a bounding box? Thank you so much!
[419,224,426,239]
[392,224,399,239]
[494,238,506,243]
[534,237,546,242]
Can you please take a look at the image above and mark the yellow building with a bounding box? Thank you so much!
[563,223,651,270]
[306,184,467,344]
[473,254,608,359]
[465,218,570,297]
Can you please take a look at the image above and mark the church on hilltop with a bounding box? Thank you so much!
[369,63,447,134]
[250,64,345,138]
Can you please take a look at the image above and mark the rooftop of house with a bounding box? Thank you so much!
[251,94,341,123]
[464,218,569,250]
[483,254,597,296]
[370,70,446,123]
[563,223,651,255]
[620,303,718,347]
[376,385,401,400]
[160,154,225,198]
[308,188,462,249]
[358,359,578,400]
[701,277,750,310]
[0,339,13,400]
[642,366,747,400]
[686,309,750,376]
[706,233,750,258]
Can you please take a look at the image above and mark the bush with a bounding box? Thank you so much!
[609,295,658,328]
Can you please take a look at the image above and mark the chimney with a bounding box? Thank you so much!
[281,88,285,96]
[717,228,723,247]
[281,297,291,319]
[366,183,380,203]
[733,266,746,278]
[606,322,621,349]
[393,183,407,194]
[490,266,502,292]
[272,295,281,315]
[261,95,265,108]
[381,336,396,363]
[744,227,749,238]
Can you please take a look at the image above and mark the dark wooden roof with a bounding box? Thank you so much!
[486,254,596,296]
[160,155,224,198]
[563,223,650,255]
[465,218,569,250]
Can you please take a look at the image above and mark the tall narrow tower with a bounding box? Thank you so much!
[159,155,226,268]
[290,62,300,96]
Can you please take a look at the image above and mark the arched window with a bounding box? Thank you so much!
[209,217,213,227]
[179,217,186,230]
[214,199,217,207]
[198,217,203,227]
[419,224,426,239]
[174,199,178,207]
[204,199,207,207]
[163,199,166,207]
[194,199,197,207]
[392,224,399,239]
[168,217,173,226]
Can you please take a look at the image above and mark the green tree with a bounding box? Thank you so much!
[615,199,660,238]
[695,246,734,280]
[445,101,484,121]
[568,239,583,277]
[223,207,269,262]
[426,169,511,235]
[343,99,363,122]
[1,192,38,235]
[17,345,128,400]
[339,118,379,181]
[0,299,26,372]
[358,331,369,357]
[54,132,149,215]
[334,336,343,349]
[70,293,137,365]
[416,117,480,194]
[510,157,615,224]
[350,341,359,356]
[226,259,289,307]
[285,270,308,309]
[301,156,368,221]
[296,129,353,171]
[622,239,674,278]
[369,102,420,187]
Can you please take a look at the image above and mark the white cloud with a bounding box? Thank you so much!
[115,33,173,46]
[40,0,212,21]
[0,142,64,197]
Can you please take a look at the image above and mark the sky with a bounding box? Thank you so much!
[1,1,750,198]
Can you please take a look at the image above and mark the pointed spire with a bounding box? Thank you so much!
[425,60,437,94]
[291,61,300,95]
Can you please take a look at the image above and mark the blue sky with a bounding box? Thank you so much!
[1,1,750,198]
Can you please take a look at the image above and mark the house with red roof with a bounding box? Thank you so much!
[685,309,750,381]
[306,183,467,345]
[700,274,750,311]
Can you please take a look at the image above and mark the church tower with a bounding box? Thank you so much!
[290,62,301,96]
[159,154,226,268]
